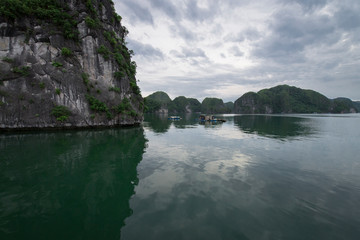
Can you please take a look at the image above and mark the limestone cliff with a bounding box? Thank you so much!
[0,0,143,130]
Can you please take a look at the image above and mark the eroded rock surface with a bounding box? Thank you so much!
[0,0,143,130]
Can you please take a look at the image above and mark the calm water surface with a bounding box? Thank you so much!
[1,114,360,239]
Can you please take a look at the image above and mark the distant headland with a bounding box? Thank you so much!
[144,85,360,114]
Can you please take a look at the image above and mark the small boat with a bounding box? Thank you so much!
[199,115,226,123]
[168,116,182,120]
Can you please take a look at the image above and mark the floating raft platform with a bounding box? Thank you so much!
[199,115,226,123]
[168,116,182,120]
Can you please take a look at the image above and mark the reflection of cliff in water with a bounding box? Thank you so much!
[234,115,315,139]
[0,127,147,239]
[172,113,199,129]
[144,113,199,133]
[143,114,172,133]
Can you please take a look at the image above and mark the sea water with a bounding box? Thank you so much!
[1,114,360,239]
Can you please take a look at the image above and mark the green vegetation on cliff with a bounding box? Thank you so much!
[331,98,359,113]
[144,91,171,113]
[201,98,230,114]
[146,91,172,104]
[0,0,79,39]
[144,92,230,114]
[187,98,202,113]
[168,96,201,113]
[144,92,202,114]
[225,102,234,112]
[234,85,358,114]
[354,101,360,112]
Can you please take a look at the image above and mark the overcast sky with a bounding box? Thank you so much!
[114,0,360,102]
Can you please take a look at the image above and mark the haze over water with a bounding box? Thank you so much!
[1,114,360,239]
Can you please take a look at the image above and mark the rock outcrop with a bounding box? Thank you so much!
[0,0,143,130]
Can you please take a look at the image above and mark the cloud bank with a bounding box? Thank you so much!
[115,0,360,102]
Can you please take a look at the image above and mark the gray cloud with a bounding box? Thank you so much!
[228,46,244,57]
[211,24,224,36]
[334,5,360,30]
[280,0,329,11]
[169,24,198,42]
[244,28,262,41]
[169,50,183,58]
[253,8,337,63]
[224,33,245,43]
[270,11,334,40]
[120,0,154,25]
[127,39,164,59]
[225,28,261,43]
[182,47,207,58]
[185,0,218,22]
[150,0,180,21]
[170,47,207,59]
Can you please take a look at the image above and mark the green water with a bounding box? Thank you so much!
[1,114,360,239]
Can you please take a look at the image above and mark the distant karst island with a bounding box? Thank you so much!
[145,85,360,114]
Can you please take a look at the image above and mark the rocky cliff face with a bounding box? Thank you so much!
[0,0,143,130]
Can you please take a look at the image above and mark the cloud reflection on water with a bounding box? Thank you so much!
[123,114,360,239]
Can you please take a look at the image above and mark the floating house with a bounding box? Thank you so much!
[199,115,226,122]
